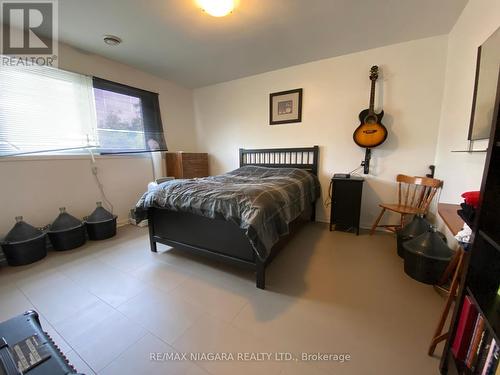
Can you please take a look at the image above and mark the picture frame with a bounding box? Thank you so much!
[269,88,303,125]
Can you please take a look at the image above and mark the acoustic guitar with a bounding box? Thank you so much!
[353,66,387,148]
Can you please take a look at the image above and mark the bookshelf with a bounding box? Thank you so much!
[440,77,500,374]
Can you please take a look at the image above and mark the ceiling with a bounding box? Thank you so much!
[57,0,468,88]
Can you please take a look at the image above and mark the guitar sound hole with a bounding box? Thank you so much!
[364,116,377,124]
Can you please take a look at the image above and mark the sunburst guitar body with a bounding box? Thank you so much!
[353,109,387,148]
[352,66,388,148]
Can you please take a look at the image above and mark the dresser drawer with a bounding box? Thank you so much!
[180,153,208,178]
[165,152,208,179]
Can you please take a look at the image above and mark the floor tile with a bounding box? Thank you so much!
[58,258,147,307]
[97,237,158,273]
[54,300,115,344]
[130,261,190,293]
[117,288,203,345]
[0,286,35,322]
[279,361,331,375]
[55,303,146,371]
[100,333,209,375]
[173,314,284,375]
[0,224,444,375]
[169,276,251,322]
[17,271,100,325]
[66,350,96,375]
[38,314,73,355]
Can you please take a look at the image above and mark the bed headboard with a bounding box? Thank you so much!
[239,146,319,176]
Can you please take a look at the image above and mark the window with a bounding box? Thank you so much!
[92,77,167,154]
[0,66,166,157]
[0,65,98,156]
[94,89,146,152]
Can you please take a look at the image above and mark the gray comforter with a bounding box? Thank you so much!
[136,166,320,260]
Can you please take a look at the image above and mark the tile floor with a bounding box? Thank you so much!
[0,223,445,374]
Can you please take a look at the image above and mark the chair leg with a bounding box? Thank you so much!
[428,249,464,356]
[370,208,386,235]
[400,214,406,230]
[437,250,461,287]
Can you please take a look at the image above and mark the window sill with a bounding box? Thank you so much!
[0,153,153,162]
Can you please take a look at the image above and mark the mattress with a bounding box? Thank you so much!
[136,165,320,260]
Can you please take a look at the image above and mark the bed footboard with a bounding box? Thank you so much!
[147,201,314,289]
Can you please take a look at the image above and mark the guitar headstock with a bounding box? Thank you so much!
[369,65,379,81]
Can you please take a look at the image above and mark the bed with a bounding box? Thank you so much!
[137,146,320,289]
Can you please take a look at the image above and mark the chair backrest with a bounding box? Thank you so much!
[396,174,443,213]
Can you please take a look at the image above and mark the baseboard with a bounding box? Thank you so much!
[117,218,131,227]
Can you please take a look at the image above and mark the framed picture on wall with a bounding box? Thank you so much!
[269,88,303,125]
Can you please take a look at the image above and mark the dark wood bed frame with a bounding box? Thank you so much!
[148,146,320,289]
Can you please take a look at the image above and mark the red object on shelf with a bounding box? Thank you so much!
[461,191,480,209]
[452,295,479,361]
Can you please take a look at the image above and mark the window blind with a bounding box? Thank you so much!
[0,65,98,157]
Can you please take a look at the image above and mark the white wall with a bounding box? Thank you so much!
[434,0,500,204]
[0,43,196,234]
[193,36,448,227]
[4,0,495,236]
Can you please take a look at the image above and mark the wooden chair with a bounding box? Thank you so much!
[370,174,443,235]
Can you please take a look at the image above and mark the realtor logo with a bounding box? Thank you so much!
[1,0,58,66]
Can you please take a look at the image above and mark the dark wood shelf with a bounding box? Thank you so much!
[478,230,500,253]
[447,350,474,375]
[447,350,460,375]
[438,203,465,236]
[441,67,500,374]
[465,286,500,344]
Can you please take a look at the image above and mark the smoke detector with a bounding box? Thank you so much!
[103,35,122,46]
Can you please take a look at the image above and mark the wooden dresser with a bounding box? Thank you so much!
[165,152,209,179]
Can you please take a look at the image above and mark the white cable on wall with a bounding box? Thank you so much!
[149,151,163,181]
[150,152,156,181]
[88,149,114,213]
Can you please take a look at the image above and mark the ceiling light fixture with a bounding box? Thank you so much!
[103,35,122,46]
[197,0,235,17]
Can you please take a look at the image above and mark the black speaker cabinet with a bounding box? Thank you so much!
[330,176,364,235]
[0,311,78,375]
